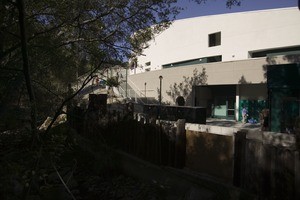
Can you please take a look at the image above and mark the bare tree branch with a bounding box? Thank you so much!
[44,60,107,134]
[16,0,39,140]
[32,79,64,100]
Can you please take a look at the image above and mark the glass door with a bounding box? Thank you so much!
[227,97,235,119]
[213,97,227,118]
[213,97,235,119]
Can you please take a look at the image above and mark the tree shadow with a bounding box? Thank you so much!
[283,54,300,63]
[262,54,300,80]
[166,68,207,105]
[238,75,252,84]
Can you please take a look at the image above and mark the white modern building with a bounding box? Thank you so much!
[126,7,300,132]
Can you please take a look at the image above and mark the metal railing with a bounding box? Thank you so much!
[118,81,156,104]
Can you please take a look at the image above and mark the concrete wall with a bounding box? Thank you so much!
[128,56,293,104]
[185,130,234,183]
[239,84,267,100]
[128,54,300,104]
[184,123,299,199]
[133,7,300,74]
[184,123,237,182]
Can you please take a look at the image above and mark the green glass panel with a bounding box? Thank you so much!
[214,105,227,116]
[239,100,266,122]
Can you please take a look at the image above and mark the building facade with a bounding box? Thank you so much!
[127,7,300,132]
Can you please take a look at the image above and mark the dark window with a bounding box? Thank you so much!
[250,46,300,58]
[145,61,151,66]
[209,32,221,47]
[207,55,222,63]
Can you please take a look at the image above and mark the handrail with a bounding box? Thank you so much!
[118,82,156,104]
[127,78,157,97]
[127,77,143,95]
[118,86,126,98]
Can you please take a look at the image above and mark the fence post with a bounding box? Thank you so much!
[295,151,300,199]
[175,119,186,168]
[296,130,300,200]
[233,131,247,187]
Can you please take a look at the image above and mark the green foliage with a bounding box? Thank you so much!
[193,0,242,8]
[0,0,183,128]
[106,76,120,88]
[0,1,243,199]
[0,125,105,199]
[0,123,167,200]
[0,0,242,131]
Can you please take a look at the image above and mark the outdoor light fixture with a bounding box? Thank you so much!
[158,75,163,120]
[159,76,163,105]
[144,82,147,103]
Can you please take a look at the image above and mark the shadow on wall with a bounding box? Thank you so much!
[165,68,207,105]
[242,134,297,199]
[262,54,300,80]
[263,54,300,132]
[186,130,234,182]
[238,75,252,84]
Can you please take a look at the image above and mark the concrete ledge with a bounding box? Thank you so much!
[262,131,296,149]
[245,130,296,149]
[185,123,239,136]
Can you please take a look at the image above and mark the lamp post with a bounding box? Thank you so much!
[158,75,163,120]
[144,82,147,104]
[158,76,163,164]
[159,76,163,105]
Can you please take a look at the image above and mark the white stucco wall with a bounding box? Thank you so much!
[132,7,300,75]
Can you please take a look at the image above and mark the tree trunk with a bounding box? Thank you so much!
[17,0,38,140]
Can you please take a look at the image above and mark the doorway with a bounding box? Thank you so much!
[213,96,235,119]
[194,85,236,119]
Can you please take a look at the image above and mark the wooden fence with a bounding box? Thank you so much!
[82,117,187,169]
[234,131,300,200]
[70,106,299,199]
[101,119,300,199]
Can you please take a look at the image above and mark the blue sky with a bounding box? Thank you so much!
[175,0,298,19]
